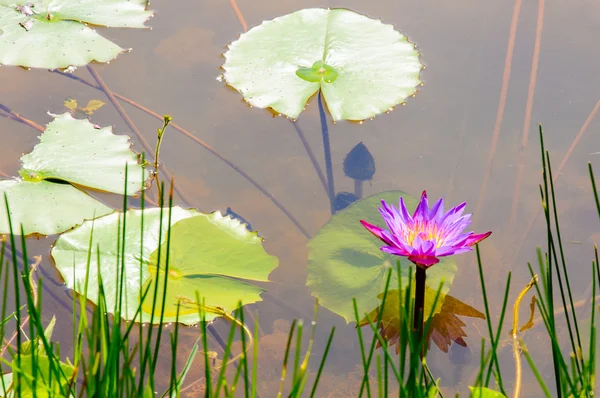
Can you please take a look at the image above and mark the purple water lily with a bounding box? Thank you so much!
[360,191,491,269]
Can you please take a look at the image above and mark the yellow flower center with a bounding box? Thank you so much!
[405,221,444,248]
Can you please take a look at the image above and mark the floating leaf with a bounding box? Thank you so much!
[64,98,105,117]
[51,207,202,324]
[307,191,456,323]
[80,99,105,115]
[0,0,153,69]
[141,212,278,322]
[343,142,376,181]
[51,208,277,324]
[295,60,339,83]
[63,98,78,111]
[223,8,422,121]
[20,112,147,195]
[0,112,147,235]
[0,179,111,236]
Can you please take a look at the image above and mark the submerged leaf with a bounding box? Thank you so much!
[0,0,153,69]
[307,191,456,324]
[223,8,422,121]
[357,287,484,353]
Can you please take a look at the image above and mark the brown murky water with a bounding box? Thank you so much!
[2,0,600,396]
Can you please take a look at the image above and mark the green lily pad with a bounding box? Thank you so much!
[141,212,278,322]
[223,8,422,121]
[296,61,339,83]
[51,207,202,324]
[0,179,111,236]
[0,112,147,235]
[307,191,456,324]
[0,0,153,69]
[20,113,147,195]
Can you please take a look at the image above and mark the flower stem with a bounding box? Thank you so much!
[317,90,336,214]
[414,266,426,340]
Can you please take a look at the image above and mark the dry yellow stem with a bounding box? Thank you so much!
[511,275,538,398]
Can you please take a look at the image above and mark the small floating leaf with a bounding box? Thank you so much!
[223,8,422,121]
[0,0,154,69]
[296,60,339,83]
[64,98,78,111]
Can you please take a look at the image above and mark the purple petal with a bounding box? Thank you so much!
[411,235,436,255]
[465,231,492,246]
[428,197,445,222]
[408,254,439,268]
[379,201,404,237]
[398,197,413,224]
[382,230,412,254]
[360,220,390,244]
[413,190,429,220]
[439,202,467,225]
[441,215,472,238]
[435,245,472,256]
[381,245,410,257]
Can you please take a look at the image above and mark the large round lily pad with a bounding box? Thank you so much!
[52,207,202,323]
[307,191,457,323]
[52,208,278,324]
[222,8,422,121]
[0,0,153,69]
[141,212,278,323]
